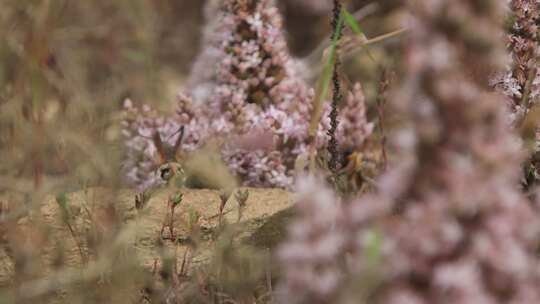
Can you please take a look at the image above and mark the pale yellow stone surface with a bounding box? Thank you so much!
[0,187,292,288]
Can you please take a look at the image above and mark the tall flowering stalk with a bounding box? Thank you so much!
[121,0,374,190]
[491,0,539,120]
[509,0,539,109]
[491,0,539,188]
[193,0,317,188]
[279,0,540,303]
[327,0,344,176]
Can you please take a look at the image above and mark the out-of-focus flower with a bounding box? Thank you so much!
[276,176,348,303]
[222,149,292,188]
[336,83,374,151]
[278,1,540,303]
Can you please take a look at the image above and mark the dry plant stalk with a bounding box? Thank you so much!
[327,0,344,177]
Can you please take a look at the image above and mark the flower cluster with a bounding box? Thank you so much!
[276,177,345,303]
[277,176,388,303]
[491,0,539,188]
[121,0,374,190]
[491,0,539,122]
[278,0,540,303]
[336,83,374,151]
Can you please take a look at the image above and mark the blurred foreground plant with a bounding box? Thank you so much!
[0,1,203,303]
[278,0,540,303]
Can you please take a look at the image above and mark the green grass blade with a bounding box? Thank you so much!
[308,10,344,137]
[343,8,366,36]
[342,7,376,62]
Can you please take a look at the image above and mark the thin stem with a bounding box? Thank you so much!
[376,68,392,170]
[327,0,343,177]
